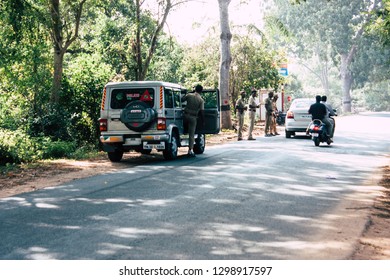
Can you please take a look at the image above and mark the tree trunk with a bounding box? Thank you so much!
[133,0,173,81]
[337,0,380,113]
[134,0,143,80]
[340,53,353,112]
[50,0,62,103]
[52,50,65,103]
[49,0,86,103]
[218,0,232,129]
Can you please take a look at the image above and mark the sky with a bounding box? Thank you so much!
[163,0,265,44]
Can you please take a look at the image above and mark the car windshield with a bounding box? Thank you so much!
[292,100,313,109]
[111,88,155,109]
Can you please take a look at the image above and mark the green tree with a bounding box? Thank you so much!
[367,0,390,53]
[230,34,283,101]
[49,0,87,103]
[0,0,52,131]
[63,53,113,145]
[133,0,191,80]
[275,0,383,112]
[178,32,220,89]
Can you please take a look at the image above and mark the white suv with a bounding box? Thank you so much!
[99,81,220,161]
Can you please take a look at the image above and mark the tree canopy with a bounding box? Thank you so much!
[1,0,388,165]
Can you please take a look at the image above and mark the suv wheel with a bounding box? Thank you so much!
[107,150,124,162]
[163,132,178,160]
[193,134,206,154]
[120,100,157,132]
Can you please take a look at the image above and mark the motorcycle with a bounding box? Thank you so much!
[276,111,286,125]
[308,119,333,146]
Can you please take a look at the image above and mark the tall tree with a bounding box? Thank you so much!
[230,34,283,99]
[276,0,382,112]
[133,0,190,80]
[218,0,232,129]
[50,0,87,103]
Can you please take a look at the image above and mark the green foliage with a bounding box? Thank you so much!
[41,140,77,159]
[230,33,284,98]
[62,53,114,145]
[1,0,344,165]
[0,128,91,165]
[273,0,388,111]
[354,80,390,112]
[178,33,221,89]
[368,0,390,47]
[147,36,185,83]
[0,128,39,164]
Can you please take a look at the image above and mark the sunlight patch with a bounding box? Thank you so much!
[110,227,175,238]
[35,203,59,209]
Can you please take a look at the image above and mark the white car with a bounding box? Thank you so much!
[285,98,314,138]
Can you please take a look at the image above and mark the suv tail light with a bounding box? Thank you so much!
[99,118,107,132]
[101,87,107,110]
[157,118,166,130]
[287,111,294,119]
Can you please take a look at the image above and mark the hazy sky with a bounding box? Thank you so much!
[164,0,264,44]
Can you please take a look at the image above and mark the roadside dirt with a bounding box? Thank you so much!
[0,125,389,259]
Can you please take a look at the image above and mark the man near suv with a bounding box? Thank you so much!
[182,84,205,157]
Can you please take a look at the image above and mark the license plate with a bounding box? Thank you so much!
[311,133,319,137]
[143,142,165,149]
[300,115,312,119]
[125,138,141,145]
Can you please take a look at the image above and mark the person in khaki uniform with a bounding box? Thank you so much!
[264,91,274,137]
[247,90,259,140]
[235,90,247,141]
[270,94,280,135]
[182,84,205,157]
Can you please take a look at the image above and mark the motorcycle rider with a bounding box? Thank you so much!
[308,95,333,142]
[321,95,336,138]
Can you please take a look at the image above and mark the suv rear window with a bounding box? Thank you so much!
[110,88,155,109]
[202,90,219,109]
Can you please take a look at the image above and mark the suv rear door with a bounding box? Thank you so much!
[164,87,184,132]
[195,89,220,134]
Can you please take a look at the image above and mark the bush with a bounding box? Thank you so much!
[70,144,100,160]
[0,128,38,164]
[41,140,76,159]
[0,128,82,165]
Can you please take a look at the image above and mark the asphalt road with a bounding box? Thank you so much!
[0,113,389,260]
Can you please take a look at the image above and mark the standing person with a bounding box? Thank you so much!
[235,90,247,141]
[182,84,205,157]
[308,95,333,141]
[270,94,280,135]
[321,95,336,138]
[264,91,274,137]
[247,89,259,140]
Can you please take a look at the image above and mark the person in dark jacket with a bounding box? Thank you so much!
[308,95,333,141]
[264,91,274,137]
[321,95,336,138]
